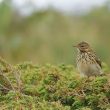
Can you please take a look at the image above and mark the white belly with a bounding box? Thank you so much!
[77,62,102,77]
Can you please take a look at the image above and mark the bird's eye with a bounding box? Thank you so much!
[81,45,84,47]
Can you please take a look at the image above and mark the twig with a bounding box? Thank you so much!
[0,57,22,92]
[0,69,15,91]
[0,83,11,91]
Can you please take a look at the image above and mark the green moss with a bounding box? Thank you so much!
[0,61,110,109]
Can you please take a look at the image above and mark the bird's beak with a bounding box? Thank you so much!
[73,45,78,48]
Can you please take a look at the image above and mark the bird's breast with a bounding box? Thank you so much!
[77,53,102,76]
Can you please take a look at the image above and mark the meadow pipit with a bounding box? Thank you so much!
[74,41,103,77]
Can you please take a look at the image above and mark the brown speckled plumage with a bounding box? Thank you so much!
[74,41,102,77]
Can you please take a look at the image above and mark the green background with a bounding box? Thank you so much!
[0,1,110,66]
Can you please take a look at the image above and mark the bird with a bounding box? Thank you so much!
[74,41,103,77]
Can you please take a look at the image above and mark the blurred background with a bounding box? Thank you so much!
[0,0,110,65]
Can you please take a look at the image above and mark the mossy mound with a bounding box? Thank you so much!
[0,60,110,110]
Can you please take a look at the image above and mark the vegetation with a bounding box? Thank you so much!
[0,57,109,110]
[0,1,110,109]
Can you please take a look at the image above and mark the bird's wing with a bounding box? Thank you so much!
[92,51,102,68]
[95,55,102,68]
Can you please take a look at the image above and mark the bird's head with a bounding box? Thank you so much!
[74,41,92,52]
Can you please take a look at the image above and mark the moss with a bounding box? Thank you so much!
[0,60,110,109]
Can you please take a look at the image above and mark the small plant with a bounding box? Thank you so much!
[0,57,110,109]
